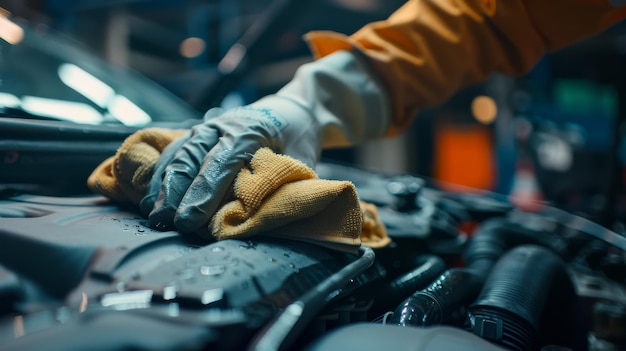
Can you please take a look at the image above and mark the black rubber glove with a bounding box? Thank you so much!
[140,51,390,235]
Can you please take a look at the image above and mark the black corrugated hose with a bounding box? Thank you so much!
[468,244,584,351]
[389,217,568,331]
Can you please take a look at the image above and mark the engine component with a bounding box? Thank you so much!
[468,245,583,351]
[306,323,507,351]
[389,268,482,327]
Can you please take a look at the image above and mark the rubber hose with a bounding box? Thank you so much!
[389,217,566,330]
[463,217,563,278]
[248,246,376,351]
[389,268,482,327]
[468,245,578,351]
[386,255,447,298]
[366,255,446,319]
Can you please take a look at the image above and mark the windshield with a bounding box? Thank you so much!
[0,12,202,126]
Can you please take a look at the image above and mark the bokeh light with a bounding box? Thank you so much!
[180,37,206,58]
[471,95,498,125]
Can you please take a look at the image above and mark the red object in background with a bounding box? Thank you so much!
[433,120,545,212]
[434,122,496,192]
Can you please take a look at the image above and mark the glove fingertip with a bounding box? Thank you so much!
[148,204,178,231]
[138,193,156,218]
[174,206,210,235]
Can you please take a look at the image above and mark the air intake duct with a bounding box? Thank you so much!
[468,245,583,351]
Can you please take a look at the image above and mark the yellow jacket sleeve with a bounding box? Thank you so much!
[304,0,626,135]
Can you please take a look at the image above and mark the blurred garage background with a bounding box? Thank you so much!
[2,0,626,225]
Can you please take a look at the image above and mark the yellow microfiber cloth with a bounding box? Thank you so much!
[88,128,391,253]
[88,128,188,205]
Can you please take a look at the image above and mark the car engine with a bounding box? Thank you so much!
[0,148,625,351]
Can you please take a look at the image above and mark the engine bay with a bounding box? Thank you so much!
[0,161,624,351]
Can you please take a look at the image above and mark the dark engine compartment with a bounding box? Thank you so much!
[0,159,625,351]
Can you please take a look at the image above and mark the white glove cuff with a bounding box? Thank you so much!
[270,50,391,148]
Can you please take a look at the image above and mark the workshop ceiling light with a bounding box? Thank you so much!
[108,95,151,126]
[218,43,246,74]
[0,92,20,108]
[20,96,102,124]
[58,63,115,108]
[0,11,23,45]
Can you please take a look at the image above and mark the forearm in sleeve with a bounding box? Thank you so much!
[304,0,626,135]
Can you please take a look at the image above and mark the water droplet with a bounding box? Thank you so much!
[137,228,145,233]
[200,265,225,276]
[238,241,257,249]
[289,263,296,269]
[56,307,71,323]
[154,222,171,231]
[201,288,223,305]
[163,284,177,300]
[268,258,276,263]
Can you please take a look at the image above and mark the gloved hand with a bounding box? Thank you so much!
[140,50,391,235]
